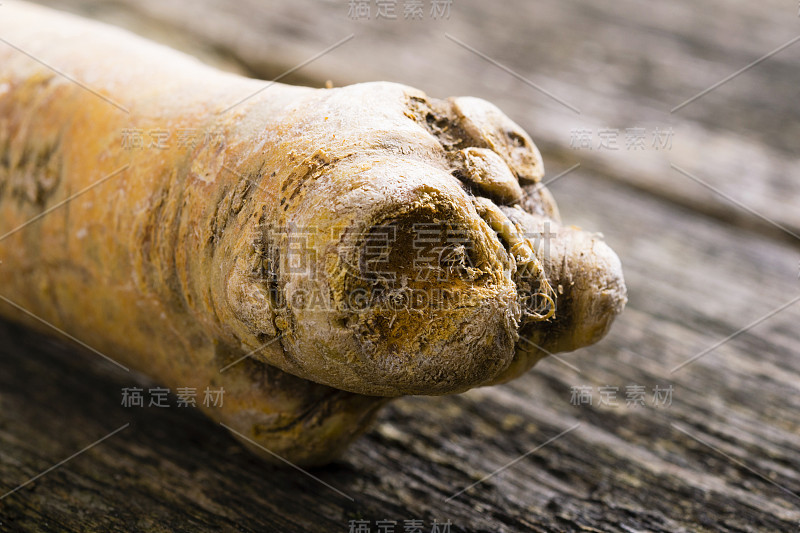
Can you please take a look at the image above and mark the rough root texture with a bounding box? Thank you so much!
[0,1,626,465]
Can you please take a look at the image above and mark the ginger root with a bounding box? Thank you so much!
[0,1,626,465]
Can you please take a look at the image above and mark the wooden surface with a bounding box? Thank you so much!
[2,1,800,531]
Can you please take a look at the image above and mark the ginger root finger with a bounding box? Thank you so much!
[486,205,628,385]
[0,1,625,464]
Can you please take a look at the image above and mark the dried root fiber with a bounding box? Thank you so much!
[0,1,626,465]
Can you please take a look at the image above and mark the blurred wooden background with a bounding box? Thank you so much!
[1,1,799,531]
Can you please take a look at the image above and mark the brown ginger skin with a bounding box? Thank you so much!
[0,1,626,465]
